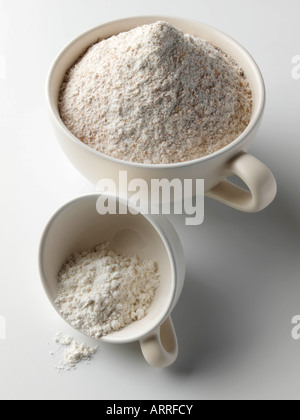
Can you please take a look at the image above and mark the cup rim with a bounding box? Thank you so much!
[46,15,266,170]
[38,192,178,344]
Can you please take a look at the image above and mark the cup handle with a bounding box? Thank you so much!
[140,317,178,368]
[206,152,277,212]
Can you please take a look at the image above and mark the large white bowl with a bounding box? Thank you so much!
[47,16,277,213]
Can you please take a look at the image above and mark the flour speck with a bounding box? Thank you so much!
[52,333,98,371]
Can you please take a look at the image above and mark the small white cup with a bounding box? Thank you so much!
[39,194,185,368]
[47,16,277,213]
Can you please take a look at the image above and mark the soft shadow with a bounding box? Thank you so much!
[205,179,300,249]
[168,182,300,376]
[170,273,240,375]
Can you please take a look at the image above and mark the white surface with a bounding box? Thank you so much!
[0,0,300,400]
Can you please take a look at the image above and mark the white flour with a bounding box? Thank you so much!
[59,21,252,164]
[53,333,98,371]
[55,242,160,339]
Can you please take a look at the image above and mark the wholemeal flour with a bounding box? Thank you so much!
[55,242,160,339]
[59,21,252,164]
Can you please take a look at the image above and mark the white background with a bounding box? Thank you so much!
[1,0,300,400]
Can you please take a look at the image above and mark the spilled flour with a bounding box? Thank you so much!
[59,21,252,164]
[51,332,98,371]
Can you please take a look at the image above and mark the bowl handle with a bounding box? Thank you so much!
[140,317,178,368]
[206,152,277,212]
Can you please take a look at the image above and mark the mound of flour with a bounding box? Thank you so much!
[59,21,252,164]
[55,242,160,339]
